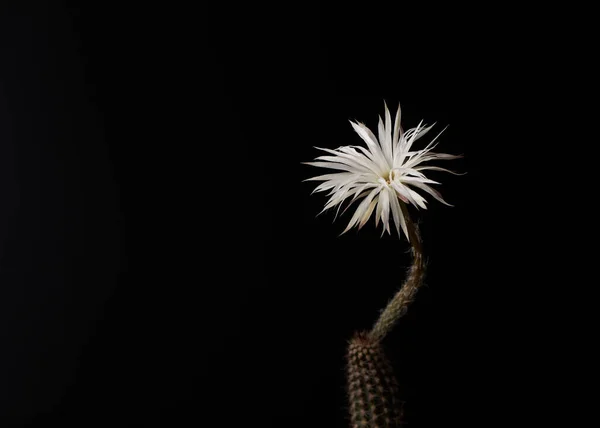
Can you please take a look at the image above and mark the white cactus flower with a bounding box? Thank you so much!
[305,102,461,241]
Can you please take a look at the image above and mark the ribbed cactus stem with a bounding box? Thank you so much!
[369,202,425,342]
[347,332,403,427]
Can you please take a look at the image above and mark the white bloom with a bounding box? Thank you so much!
[305,102,461,241]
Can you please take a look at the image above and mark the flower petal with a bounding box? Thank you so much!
[404,152,463,169]
[392,102,403,149]
[389,192,409,241]
[375,193,383,227]
[392,180,425,209]
[414,166,466,175]
[358,195,379,230]
[313,155,378,175]
[341,187,380,235]
[313,146,383,176]
[337,187,377,220]
[379,187,391,236]
[407,187,428,209]
[303,172,353,182]
[405,180,453,206]
[303,161,361,173]
[349,121,390,172]
[382,101,393,162]
[402,121,436,156]
[378,115,386,152]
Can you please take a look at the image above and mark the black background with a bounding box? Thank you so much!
[0,3,565,427]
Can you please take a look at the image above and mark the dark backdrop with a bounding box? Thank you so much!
[1,3,543,427]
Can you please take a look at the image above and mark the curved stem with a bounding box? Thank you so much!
[369,202,425,342]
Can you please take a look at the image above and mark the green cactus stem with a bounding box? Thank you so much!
[347,331,403,427]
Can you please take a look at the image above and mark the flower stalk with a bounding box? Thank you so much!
[369,202,424,342]
[346,204,424,427]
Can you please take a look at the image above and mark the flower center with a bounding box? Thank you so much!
[385,169,397,184]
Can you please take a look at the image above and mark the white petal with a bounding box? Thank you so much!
[391,181,421,208]
[349,120,378,150]
[393,167,427,179]
[337,187,377,219]
[313,155,377,175]
[341,187,380,235]
[349,121,390,171]
[383,101,393,162]
[407,187,428,209]
[322,180,367,208]
[392,102,403,149]
[303,161,361,173]
[405,180,453,206]
[313,147,383,176]
[400,120,423,152]
[375,193,383,227]
[413,122,436,143]
[401,176,440,185]
[379,187,391,235]
[304,172,353,182]
[394,179,428,209]
[358,195,379,230]
[421,125,449,153]
[349,181,377,203]
[389,191,409,241]
[350,145,388,172]
[377,115,386,152]
[404,152,462,169]
[311,174,358,194]
[414,166,466,175]
[403,121,435,154]
[400,125,449,169]
[319,186,353,213]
